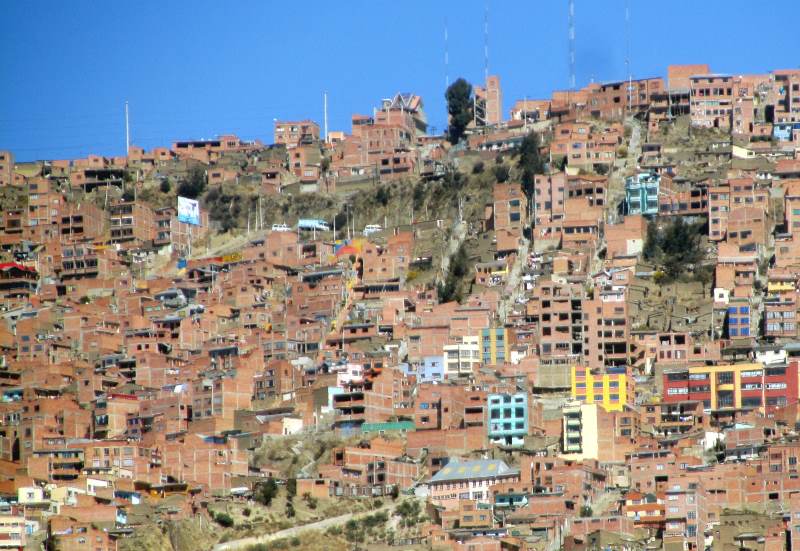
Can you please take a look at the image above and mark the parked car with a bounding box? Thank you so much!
[363,224,383,236]
[271,223,291,232]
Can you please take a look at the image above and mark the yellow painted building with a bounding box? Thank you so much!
[662,362,797,411]
[571,365,630,412]
[481,327,509,365]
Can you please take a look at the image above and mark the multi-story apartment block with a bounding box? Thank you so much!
[428,458,519,509]
[690,74,739,129]
[571,365,631,412]
[487,392,528,447]
[491,182,526,232]
[443,336,481,378]
[273,120,320,148]
[0,151,13,187]
[480,326,508,365]
[662,362,799,412]
[625,172,660,216]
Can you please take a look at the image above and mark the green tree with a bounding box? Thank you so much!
[643,219,660,260]
[254,477,279,506]
[445,78,473,145]
[159,178,171,194]
[644,217,705,281]
[177,167,206,199]
[375,185,391,207]
[492,164,510,183]
[518,131,545,199]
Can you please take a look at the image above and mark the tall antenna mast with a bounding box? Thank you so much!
[568,0,576,90]
[626,0,632,113]
[124,101,130,155]
[484,1,489,82]
[323,92,328,144]
[444,17,450,89]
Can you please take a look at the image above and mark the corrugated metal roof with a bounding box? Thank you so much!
[429,459,517,483]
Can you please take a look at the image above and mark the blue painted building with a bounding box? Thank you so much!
[420,355,445,382]
[773,122,800,142]
[625,172,660,216]
[487,392,528,447]
[726,298,752,339]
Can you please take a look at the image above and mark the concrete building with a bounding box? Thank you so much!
[571,365,631,412]
[662,361,799,412]
[689,74,739,129]
[480,326,508,366]
[474,75,503,127]
[443,336,481,378]
[625,172,660,216]
[273,120,320,148]
[428,458,519,509]
[487,392,528,447]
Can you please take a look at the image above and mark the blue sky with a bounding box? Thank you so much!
[2,0,799,161]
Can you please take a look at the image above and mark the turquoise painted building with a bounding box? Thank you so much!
[487,392,528,447]
[625,172,660,216]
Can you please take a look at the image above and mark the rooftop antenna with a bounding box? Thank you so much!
[124,101,130,155]
[484,1,489,83]
[568,0,576,90]
[444,16,450,89]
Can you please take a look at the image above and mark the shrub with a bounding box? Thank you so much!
[290,537,301,547]
[242,507,251,517]
[159,178,171,194]
[472,161,485,174]
[215,512,234,527]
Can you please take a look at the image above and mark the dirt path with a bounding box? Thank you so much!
[211,502,396,551]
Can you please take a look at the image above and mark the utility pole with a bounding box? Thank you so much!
[124,101,130,155]
[258,196,263,231]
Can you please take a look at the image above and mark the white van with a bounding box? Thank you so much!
[271,223,291,232]
[363,224,383,236]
